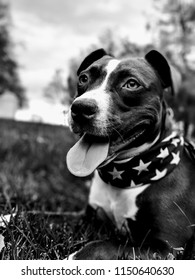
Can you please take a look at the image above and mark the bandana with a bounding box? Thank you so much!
[98,131,186,189]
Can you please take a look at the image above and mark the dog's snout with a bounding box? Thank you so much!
[71,99,98,121]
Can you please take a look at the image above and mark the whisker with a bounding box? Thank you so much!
[112,127,125,143]
[173,201,192,226]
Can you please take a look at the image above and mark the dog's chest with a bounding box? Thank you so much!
[89,171,149,230]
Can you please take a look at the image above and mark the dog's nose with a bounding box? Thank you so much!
[71,99,98,120]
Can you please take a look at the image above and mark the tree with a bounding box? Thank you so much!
[0,1,25,107]
[148,0,195,74]
[44,69,70,105]
[147,0,195,137]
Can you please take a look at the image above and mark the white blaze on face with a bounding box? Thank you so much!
[69,59,120,134]
[66,59,121,177]
[101,59,120,88]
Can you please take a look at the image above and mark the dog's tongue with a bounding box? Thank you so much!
[66,134,109,177]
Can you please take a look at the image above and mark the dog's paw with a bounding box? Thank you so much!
[65,251,78,260]
[65,240,122,260]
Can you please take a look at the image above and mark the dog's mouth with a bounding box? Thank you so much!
[66,133,109,177]
[66,123,148,177]
[109,127,146,154]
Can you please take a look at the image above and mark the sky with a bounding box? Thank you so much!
[8,0,153,101]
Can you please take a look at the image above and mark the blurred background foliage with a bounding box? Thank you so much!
[0,1,25,107]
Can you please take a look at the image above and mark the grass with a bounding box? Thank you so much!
[0,118,95,259]
[0,118,88,212]
[0,118,192,260]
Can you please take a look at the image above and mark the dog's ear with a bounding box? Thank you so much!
[77,48,108,76]
[145,50,174,94]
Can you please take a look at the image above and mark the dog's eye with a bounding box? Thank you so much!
[123,78,141,90]
[78,74,88,85]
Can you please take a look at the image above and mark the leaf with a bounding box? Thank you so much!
[0,234,5,252]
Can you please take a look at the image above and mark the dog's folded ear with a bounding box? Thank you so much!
[145,50,174,94]
[77,48,108,76]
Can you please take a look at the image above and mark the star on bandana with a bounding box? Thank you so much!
[151,169,167,181]
[172,138,180,147]
[180,137,184,146]
[108,167,124,180]
[171,151,180,165]
[157,147,169,159]
[133,159,151,175]
[162,131,177,142]
[130,180,139,188]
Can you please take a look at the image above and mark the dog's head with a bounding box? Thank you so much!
[67,49,173,176]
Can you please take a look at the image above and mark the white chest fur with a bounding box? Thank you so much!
[89,171,149,230]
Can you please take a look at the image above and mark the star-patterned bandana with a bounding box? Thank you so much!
[98,131,186,189]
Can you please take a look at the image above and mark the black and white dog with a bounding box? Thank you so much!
[66,49,195,259]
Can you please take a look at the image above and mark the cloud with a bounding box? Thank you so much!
[11,8,98,97]
[10,0,151,35]
[8,0,152,100]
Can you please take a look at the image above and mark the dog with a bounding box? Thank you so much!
[66,49,195,259]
